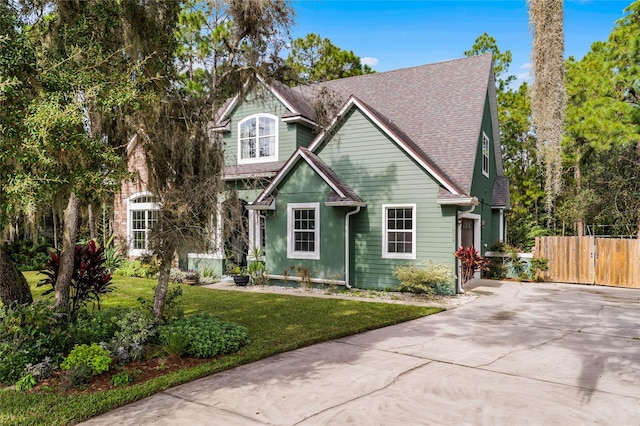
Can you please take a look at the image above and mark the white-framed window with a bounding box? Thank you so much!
[382,204,416,259]
[482,131,490,178]
[238,114,278,164]
[127,193,160,256]
[287,203,320,260]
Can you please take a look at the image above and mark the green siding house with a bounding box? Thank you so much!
[116,54,509,292]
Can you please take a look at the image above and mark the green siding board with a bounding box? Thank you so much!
[222,89,300,166]
[265,160,346,282]
[469,94,501,254]
[315,108,457,290]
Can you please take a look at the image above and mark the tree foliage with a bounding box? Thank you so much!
[285,33,374,83]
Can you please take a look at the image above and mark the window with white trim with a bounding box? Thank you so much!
[482,131,490,177]
[382,204,416,259]
[128,194,160,255]
[238,114,278,163]
[287,203,320,260]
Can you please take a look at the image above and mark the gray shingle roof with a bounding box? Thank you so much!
[492,175,511,209]
[302,54,495,195]
[299,148,364,205]
[220,55,501,197]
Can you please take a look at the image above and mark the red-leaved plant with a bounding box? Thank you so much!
[39,240,113,316]
[454,246,490,292]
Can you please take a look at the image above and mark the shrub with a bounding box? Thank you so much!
[23,356,56,381]
[138,285,183,321]
[102,235,125,274]
[0,302,69,384]
[15,374,37,391]
[106,309,157,363]
[161,331,189,358]
[114,259,158,279]
[38,240,114,316]
[454,246,490,292]
[159,314,249,359]
[111,371,133,387]
[393,261,453,295]
[60,343,112,376]
[69,308,125,346]
[4,237,52,271]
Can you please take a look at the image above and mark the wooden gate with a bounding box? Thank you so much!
[534,236,640,289]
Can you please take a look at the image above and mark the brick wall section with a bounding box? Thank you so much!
[113,141,150,252]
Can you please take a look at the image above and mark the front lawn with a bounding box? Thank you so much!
[1,273,442,426]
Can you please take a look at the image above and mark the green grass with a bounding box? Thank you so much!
[1,272,443,426]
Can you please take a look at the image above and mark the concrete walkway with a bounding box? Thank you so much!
[82,280,640,425]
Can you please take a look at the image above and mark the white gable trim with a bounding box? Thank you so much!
[487,71,504,176]
[307,96,461,195]
[215,77,301,127]
[254,148,348,204]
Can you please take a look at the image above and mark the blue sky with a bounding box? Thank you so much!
[289,0,632,85]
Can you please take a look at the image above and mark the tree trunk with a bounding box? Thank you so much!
[88,203,96,240]
[0,246,33,306]
[54,192,80,311]
[152,242,176,319]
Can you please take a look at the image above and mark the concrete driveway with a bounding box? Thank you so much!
[82,280,640,425]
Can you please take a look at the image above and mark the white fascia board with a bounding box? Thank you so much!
[281,115,318,128]
[308,96,461,195]
[222,171,278,181]
[215,93,240,126]
[436,196,479,206]
[298,150,346,198]
[245,201,275,211]
[325,201,366,207]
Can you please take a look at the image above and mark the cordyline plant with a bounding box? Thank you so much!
[454,246,490,293]
[39,240,113,317]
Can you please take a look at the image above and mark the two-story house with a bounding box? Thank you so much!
[114,54,509,292]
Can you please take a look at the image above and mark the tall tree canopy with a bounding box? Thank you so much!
[285,33,374,83]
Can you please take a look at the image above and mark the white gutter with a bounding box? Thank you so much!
[344,206,362,289]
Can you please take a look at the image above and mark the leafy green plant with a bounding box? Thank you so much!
[161,331,189,358]
[60,344,112,376]
[15,374,37,391]
[393,260,453,295]
[110,371,133,387]
[69,308,125,345]
[454,246,490,292]
[199,266,220,285]
[107,309,157,363]
[4,237,52,271]
[23,357,56,381]
[138,285,183,321]
[38,239,114,315]
[0,301,69,384]
[530,257,549,281]
[114,259,158,279]
[101,234,125,274]
[159,314,249,359]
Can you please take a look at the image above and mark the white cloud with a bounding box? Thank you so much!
[361,57,379,67]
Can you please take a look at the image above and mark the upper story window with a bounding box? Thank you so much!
[238,114,278,164]
[482,131,490,178]
[382,204,416,260]
[127,193,160,256]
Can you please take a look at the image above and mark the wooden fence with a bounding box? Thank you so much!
[534,236,640,289]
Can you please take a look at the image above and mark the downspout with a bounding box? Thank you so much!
[344,206,361,289]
